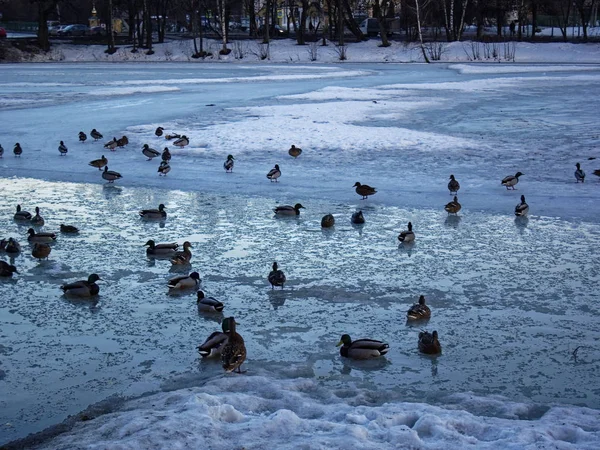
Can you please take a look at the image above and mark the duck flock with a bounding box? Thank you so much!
[0,127,597,375]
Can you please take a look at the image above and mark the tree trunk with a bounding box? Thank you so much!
[441,0,451,41]
[36,1,51,51]
[107,0,116,54]
[342,0,365,40]
[263,0,271,43]
[374,0,391,47]
[456,0,468,41]
[296,0,309,45]
[531,0,537,39]
[415,0,429,62]
[144,0,153,53]
[337,0,344,45]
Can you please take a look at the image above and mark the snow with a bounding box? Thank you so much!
[1,41,600,448]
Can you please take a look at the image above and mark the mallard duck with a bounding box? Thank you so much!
[162,148,171,162]
[165,133,181,141]
[444,196,461,215]
[79,131,87,142]
[273,203,304,216]
[418,330,441,355]
[14,143,22,157]
[142,144,160,160]
[5,238,21,254]
[60,273,101,297]
[594,169,600,178]
[266,164,281,182]
[197,291,224,312]
[104,137,118,150]
[224,154,235,172]
[117,136,129,147]
[157,161,171,176]
[167,271,201,290]
[351,211,365,224]
[102,166,122,183]
[354,182,377,199]
[448,174,460,194]
[171,241,192,265]
[337,334,389,360]
[321,214,335,228]
[501,171,523,190]
[407,295,431,320]
[90,129,103,140]
[27,228,56,243]
[89,155,108,170]
[60,224,79,233]
[515,195,529,217]
[30,207,45,226]
[58,141,68,156]
[173,135,189,147]
[0,261,18,277]
[198,318,231,358]
[31,242,51,260]
[288,145,302,158]
[0,144,4,158]
[268,261,286,289]
[398,222,415,243]
[221,317,246,373]
[139,203,166,220]
[155,127,164,137]
[145,240,179,256]
[575,163,585,183]
[14,205,32,221]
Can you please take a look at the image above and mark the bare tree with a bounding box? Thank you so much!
[440,0,469,41]
[106,0,117,53]
[372,0,393,47]
[574,0,597,41]
[414,0,430,61]
[31,0,60,51]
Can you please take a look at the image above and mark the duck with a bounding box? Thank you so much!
[224,154,235,172]
[501,171,523,190]
[594,169,600,178]
[398,222,415,243]
[575,163,585,183]
[162,148,171,162]
[266,164,281,182]
[104,137,118,150]
[116,136,129,147]
[167,271,201,290]
[13,143,22,157]
[157,161,171,176]
[354,182,377,199]
[60,224,79,233]
[418,330,442,355]
[321,214,335,228]
[0,261,18,277]
[145,240,179,256]
[273,203,304,216]
[27,228,56,243]
[58,141,68,156]
[173,135,189,147]
[197,291,225,312]
[89,155,108,170]
[155,126,164,137]
[165,133,181,141]
[102,166,122,183]
[197,318,231,358]
[60,273,101,297]
[515,195,529,217]
[4,238,21,254]
[79,131,87,142]
[407,295,431,321]
[288,145,302,158]
[90,129,103,140]
[448,174,460,194]
[142,144,160,160]
[170,241,193,265]
[221,317,247,373]
[351,211,365,224]
[14,205,32,221]
[0,144,4,158]
[31,242,51,260]
[444,196,461,215]
[30,207,45,226]
[139,203,167,220]
[268,261,286,289]
[337,334,389,360]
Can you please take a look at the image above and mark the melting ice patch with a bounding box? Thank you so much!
[88,86,181,96]
[450,63,600,75]
[28,376,600,450]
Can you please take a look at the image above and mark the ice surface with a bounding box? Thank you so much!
[1,62,600,447]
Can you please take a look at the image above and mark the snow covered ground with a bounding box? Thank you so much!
[1,49,600,448]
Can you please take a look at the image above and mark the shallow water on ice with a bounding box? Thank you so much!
[0,177,599,444]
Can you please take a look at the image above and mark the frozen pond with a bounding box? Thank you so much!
[1,62,600,446]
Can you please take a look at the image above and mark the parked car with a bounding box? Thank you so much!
[0,27,6,39]
[58,24,89,37]
[359,18,380,37]
[258,24,285,37]
[48,24,65,36]
[88,26,107,36]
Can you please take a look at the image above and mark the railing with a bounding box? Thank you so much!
[0,21,39,32]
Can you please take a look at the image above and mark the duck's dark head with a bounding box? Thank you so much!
[515,171,523,177]
[190,272,200,280]
[353,182,361,187]
[272,261,279,271]
[227,154,234,160]
[419,295,426,305]
[16,205,21,212]
[453,196,458,202]
[408,222,413,231]
[294,203,305,210]
[432,330,438,340]
[337,334,352,347]
[35,207,40,214]
[576,163,581,169]
[88,274,101,283]
[144,239,155,247]
[521,195,526,203]
[197,290,205,302]
[449,174,455,180]
[27,228,35,235]
[158,204,165,211]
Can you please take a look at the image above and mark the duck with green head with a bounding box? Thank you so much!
[60,273,101,297]
[337,334,389,360]
[198,317,231,358]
